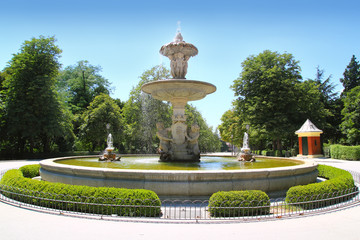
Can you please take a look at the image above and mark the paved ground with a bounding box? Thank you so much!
[1,157,360,240]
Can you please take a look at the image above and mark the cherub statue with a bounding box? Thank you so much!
[186,123,200,155]
[168,52,189,79]
[156,122,172,153]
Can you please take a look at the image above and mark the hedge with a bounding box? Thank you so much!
[285,165,356,209]
[208,190,270,217]
[329,144,360,160]
[0,164,161,217]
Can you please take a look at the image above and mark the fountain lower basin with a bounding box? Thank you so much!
[39,156,318,197]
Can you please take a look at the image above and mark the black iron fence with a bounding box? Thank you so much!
[0,168,359,222]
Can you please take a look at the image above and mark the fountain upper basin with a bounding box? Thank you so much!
[40,156,318,197]
[141,79,216,102]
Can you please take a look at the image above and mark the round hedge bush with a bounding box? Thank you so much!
[208,190,270,217]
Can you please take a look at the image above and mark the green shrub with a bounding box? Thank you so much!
[261,150,275,156]
[275,150,285,157]
[267,151,274,156]
[19,164,41,178]
[208,190,270,217]
[0,164,161,217]
[323,145,331,158]
[253,150,261,155]
[330,144,360,160]
[285,165,356,209]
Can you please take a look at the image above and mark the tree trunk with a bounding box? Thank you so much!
[272,139,276,151]
[29,138,34,154]
[42,135,50,153]
[277,138,282,152]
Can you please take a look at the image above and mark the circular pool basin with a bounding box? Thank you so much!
[40,155,318,197]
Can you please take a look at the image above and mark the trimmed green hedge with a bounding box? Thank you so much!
[0,164,161,217]
[330,144,360,160]
[261,150,274,156]
[19,164,41,178]
[285,165,356,209]
[208,190,270,217]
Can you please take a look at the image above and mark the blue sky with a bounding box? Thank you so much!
[1,0,359,129]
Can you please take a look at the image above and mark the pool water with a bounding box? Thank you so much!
[57,156,301,171]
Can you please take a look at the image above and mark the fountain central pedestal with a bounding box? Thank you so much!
[141,32,216,162]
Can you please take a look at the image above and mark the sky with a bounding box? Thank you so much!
[1,0,359,129]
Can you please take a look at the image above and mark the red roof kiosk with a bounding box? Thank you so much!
[295,119,323,158]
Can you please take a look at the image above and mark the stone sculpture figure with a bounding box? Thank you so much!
[159,32,198,80]
[156,122,172,153]
[237,132,255,162]
[186,123,200,156]
[99,133,120,161]
[168,52,190,79]
[171,122,187,145]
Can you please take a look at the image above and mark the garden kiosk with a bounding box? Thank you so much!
[295,119,323,158]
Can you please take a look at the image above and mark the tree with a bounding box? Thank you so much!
[231,50,302,151]
[341,86,360,145]
[185,104,221,152]
[2,36,72,153]
[57,60,112,115]
[340,55,360,96]
[294,80,328,135]
[218,109,244,146]
[307,67,343,143]
[122,65,172,153]
[0,71,6,150]
[79,94,123,151]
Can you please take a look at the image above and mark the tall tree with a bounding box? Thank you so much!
[79,94,123,151]
[340,55,360,96]
[218,109,244,147]
[308,67,343,143]
[341,86,360,145]
[2,36,72,153]
[122,65,172,153]
[231,50,302,151]
[57,60,112,115]
[185,104,221,152]
[0,71,6,150]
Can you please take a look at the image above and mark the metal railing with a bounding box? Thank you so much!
[0,169,359,223]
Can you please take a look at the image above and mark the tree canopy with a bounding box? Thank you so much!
[340,55,360,96]
[57,60,112,115]
[1,36,72,153]
[341,86,360,145]
[228,50,332,151]
[218,109,244,146]
[231,50,304,150]
[121,65,172,153]
[79,93,123,151]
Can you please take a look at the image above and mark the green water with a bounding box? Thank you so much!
[57,156,301,171]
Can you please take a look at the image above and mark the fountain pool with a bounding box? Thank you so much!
[40,156,318,197]
[56,156,300,170]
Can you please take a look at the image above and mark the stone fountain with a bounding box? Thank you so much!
[237,132,255,162]
[99,133,121,161]
[40,31,319,197]
[141,31,216,162]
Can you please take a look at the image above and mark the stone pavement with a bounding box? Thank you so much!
[0,158,360,240]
